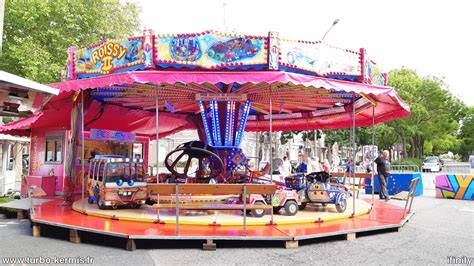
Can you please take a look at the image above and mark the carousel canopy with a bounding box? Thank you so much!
[0,30,410,138]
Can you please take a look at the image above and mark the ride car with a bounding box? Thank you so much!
[87,156,148,209]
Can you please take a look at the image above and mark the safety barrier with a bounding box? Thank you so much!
[391,165,420,173]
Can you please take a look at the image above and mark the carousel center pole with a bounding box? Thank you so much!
[81,91,85,212]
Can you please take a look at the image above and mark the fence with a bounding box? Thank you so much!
[440,163,470,174]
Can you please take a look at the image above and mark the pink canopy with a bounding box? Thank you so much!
[0,70,410,136]
[0,90,195,137]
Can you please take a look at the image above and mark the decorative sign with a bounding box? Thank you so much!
[263,113,303,120]
[75,38,144,75]
[364,59,386,86]
[155,31,267,69]
[311,106,345,117]
[354,97,370,109]
[196,93,247,102]
[90,129,136,142]
[279,40,361,76]
[143,29,154,68]
[268,31,280,70]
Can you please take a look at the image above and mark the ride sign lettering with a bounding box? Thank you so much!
[90,129,136,142]
[91,43,127,72]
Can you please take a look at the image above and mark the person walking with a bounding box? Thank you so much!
[374,150,391,201]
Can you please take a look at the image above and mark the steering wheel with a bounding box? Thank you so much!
[164,141,224,180]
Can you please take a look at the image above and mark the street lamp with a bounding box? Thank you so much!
[321,19,340,41]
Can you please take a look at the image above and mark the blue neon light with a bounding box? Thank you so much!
[199,101,213,145]
[224,101,231,146]
[210,100,217,145]
[235,101,251,146]
[230,101,235,146]
[212,100,222,146]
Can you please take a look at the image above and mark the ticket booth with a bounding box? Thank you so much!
[27,128,149,196]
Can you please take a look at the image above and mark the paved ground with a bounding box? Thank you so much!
[1,188,473,265]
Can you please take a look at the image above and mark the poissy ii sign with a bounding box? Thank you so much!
[91,43,127,71]
[75,39,144,74]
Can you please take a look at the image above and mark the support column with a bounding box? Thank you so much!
[269,86,273,182]
[32,223,40,237]
[17,210,25,220]
[345,232,356,240]
[255,132,259,171]
[351,95,356,217]
[155,95,159,182]
[81,91,85,212]
[69,229,81,244]
[203,239,216,251]
[126,239,136,251]
[285,240,299,249]
[1,140,8,196]
[371,105,375,204]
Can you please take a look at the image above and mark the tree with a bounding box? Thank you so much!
[459,106,474,160]
[387,68,467,159]
[0,0,141,83]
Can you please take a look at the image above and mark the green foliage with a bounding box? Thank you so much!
[323,129,349,146]
[386,68,468,158]
[280,131,297,145]
[459,106,474,159]
[391,158,423,166]
[0,0,141,83]
[0,197,14,204]
[424,141,433,155]
[2,117,13,124]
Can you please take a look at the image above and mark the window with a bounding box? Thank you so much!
[132,143,144,160]
[130,163,145,182]
[97,162,104,182]
[45,134,63,163]
[105,162,129,183]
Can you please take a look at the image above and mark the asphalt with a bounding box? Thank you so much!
[0,186,472,265]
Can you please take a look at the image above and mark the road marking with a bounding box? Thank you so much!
[453,206,474,212]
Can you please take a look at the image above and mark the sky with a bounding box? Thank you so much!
[135,0,474,106]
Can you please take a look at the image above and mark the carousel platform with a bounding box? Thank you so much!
[28,196,414,250]
[71,198,372,225]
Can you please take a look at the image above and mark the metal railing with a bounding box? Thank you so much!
[440,163,470,174]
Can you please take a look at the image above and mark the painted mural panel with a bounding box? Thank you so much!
[435,174,473,200]
[155,31,267,69]
[74,37,145,75]
[364,59,386,86]
[279,39,361,76]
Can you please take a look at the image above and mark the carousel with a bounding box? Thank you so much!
[0,30,415,250]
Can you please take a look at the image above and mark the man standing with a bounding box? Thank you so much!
[374,150,391,201]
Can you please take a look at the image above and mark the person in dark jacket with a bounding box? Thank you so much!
[374,150,391,201]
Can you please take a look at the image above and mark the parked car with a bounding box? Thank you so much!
[421,157,442,172]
